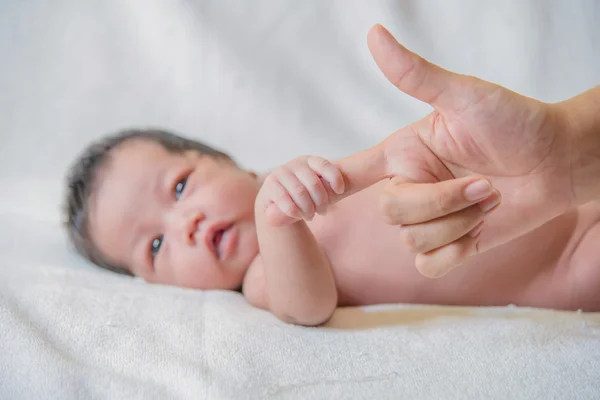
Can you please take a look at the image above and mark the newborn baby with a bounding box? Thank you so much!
[64,128,600,325]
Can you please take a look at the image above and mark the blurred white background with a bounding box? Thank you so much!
[0,0,598,264]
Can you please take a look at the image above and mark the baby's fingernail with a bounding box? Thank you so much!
[334,179,346,195]
[464,179,492,202]
[479,191,501,213]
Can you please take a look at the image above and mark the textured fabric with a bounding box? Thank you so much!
[2,263,600,399]
[1,0,599,398]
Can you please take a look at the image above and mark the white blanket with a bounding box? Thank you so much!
[1,1,599,399]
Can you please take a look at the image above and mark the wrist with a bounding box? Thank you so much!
[559,86,600,206]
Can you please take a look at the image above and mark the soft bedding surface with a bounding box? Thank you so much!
[1,1,599,399]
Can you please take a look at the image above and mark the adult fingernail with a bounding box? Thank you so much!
[464,179,493,201]
[479,191,501,213]
[424,265,452,279]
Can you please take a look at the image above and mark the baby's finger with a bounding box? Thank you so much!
[264,176,303,222]
[415,231,482,278]
[265,204,300,226]
[399,190,501,254]
[275,166,316,219]
[307,156,345,195]
[295,164,329,215]
[380,176,495,225]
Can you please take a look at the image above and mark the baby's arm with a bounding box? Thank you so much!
[246,156,345,326]
[245,143,389,325]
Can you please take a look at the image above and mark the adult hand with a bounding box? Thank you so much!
[366,24,578,278]
[264,24,598,279]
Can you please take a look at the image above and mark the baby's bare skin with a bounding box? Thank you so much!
[85,24,600,327]
[246,180,600,312]
[314,185,599,309]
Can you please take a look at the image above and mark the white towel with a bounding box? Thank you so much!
[2,260,599,399]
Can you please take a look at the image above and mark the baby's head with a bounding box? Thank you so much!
[65,129,261,290]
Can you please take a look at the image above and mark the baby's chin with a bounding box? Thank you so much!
[233,227,259,267]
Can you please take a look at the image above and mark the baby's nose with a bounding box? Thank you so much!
[168,209,204,245]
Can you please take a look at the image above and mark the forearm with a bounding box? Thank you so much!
[561,85,600,205]
[255,207,337,326]
[250,141,387,325]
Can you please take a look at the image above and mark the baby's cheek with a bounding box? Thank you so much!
[204,180,252,208]
[225,182,259,209]
[239,224,259,259]
[164,247,200,286]
[177,259,215,289]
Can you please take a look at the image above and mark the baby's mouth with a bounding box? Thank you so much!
[212,224,232,260]
[213,228,225,259]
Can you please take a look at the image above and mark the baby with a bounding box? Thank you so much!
[65,128,600,325]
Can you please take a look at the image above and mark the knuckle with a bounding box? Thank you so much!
[306,176,322,191]
[280,200,297,215]
[455,206,482,230]
[433,189,455,215]
[264,173,281,189]
[379,191,404,224]
[462,214,480,232]
[309,155,328,165]
[314,187,328,206]
[262,179,278,194]
[399,227,424,253]
[277,164,293,176]
[276,192,291,204]
[293,155,311,165]
[308,156,333,172]
[292,184,310,199]
[264,172,277,184]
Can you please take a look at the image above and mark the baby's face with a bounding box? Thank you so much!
[88,139,261,290]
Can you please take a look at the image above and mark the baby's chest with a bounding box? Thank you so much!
[308,185,421,300]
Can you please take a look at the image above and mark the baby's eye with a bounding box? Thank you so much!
[175,177,187,200]
[151,235,163,259]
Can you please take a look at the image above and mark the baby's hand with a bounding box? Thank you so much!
[258,156,345,226]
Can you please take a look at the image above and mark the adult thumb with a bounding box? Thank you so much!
[367,24,463,112]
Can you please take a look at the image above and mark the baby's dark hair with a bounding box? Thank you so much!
[64,128,228,275]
